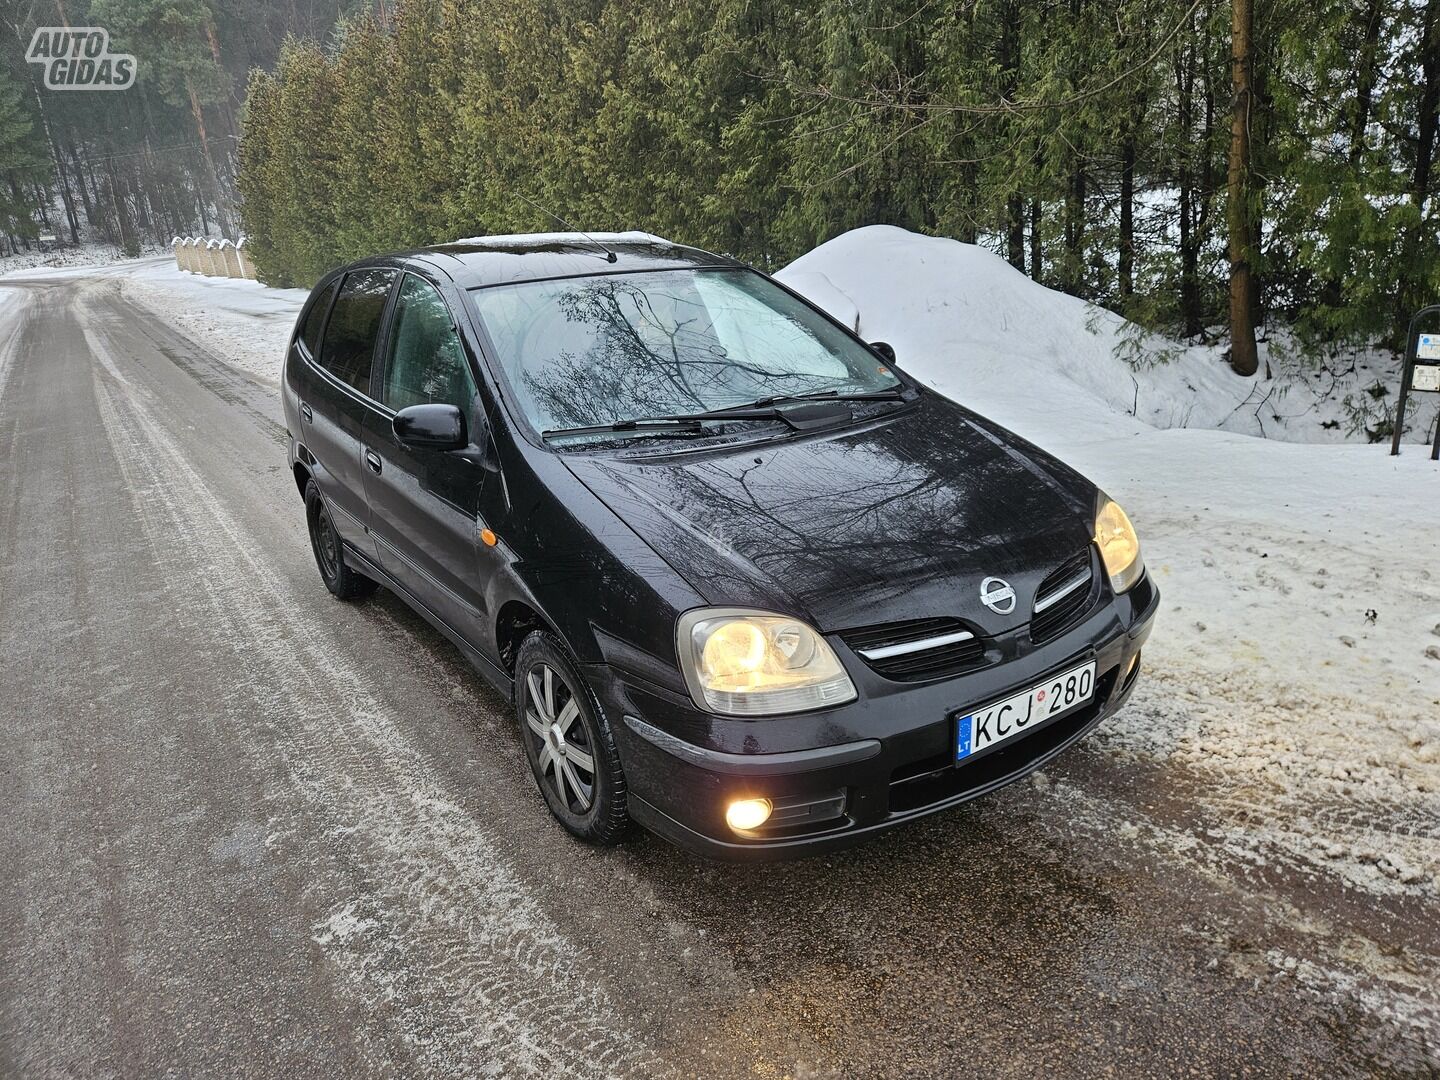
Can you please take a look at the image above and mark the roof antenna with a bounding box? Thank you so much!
[513,193,618,263]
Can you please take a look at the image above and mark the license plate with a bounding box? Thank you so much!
[955,661,1096,761]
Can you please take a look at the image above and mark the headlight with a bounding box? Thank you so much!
[1094,494,1144,593]
[676,608,857,716]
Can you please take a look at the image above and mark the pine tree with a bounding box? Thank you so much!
[0,65,50,249]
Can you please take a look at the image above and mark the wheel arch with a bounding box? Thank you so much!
[495,599,561,675]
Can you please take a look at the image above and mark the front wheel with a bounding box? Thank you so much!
[515,632,629,844]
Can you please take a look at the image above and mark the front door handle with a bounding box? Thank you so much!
[299,402,313,424]
[364,450,383,475]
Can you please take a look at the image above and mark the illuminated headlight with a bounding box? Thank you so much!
[677,608,857,716]
[1094,494,1144,593]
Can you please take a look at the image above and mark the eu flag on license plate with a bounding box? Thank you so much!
[956,715,974,759]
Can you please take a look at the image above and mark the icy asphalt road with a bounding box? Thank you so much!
[1,275,1435,1078]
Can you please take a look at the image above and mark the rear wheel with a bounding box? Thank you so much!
[304,480,377,601]
[515,632,629,844]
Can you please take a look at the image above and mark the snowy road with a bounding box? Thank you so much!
[1,273,1437,1077]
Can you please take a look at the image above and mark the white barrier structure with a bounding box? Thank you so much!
[219,238,242,278]
[174,235,259,280]
[235,237,257,280]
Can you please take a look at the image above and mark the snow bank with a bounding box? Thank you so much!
[123,258,307,384]
[778,225,1437,447]
[787,227,1440,913]
[781,270,860,333]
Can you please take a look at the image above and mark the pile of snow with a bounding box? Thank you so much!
[778,225,1437,446]
[783,226,1440,895]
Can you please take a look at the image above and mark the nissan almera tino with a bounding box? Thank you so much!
[283,232,1158,858]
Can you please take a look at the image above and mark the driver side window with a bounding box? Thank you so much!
[382,275,475,412]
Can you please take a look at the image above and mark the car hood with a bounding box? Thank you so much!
[562,394,1099,635]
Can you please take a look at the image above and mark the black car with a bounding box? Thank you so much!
[283,231,1158,859]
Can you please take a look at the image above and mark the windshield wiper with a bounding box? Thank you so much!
[733,388,906,409]
[542,407,788,441]
[541,390,906,441]
[541,399,872,441]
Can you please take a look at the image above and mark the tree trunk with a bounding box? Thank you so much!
[1227,0,1259,376]
[1028,197,1042,283]
[1063,166,1085,295]
[999,0,1024,271]
[101,156,137,256]
[1007,195,1025,271]
[1412,0,1439,215]
[1398,0,1440,323]
[11,20,82,245]
[187,79,229,237]
[67,144,96,226]
[1348,0,1384,166]
[1119,130,1135,299]
[1175,36,1202,337]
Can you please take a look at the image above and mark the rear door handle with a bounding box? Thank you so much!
[299,402,313,424]
[364,449,383,475]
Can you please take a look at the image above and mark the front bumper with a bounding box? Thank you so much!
[592,574,1159,860]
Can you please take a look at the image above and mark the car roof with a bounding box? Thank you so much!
[390,231,740,287]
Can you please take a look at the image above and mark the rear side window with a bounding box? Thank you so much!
[318,268,397,396]
[298,281,337,358]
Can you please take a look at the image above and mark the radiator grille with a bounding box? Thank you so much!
[1029,548,1097,643]
[839,617,986,682]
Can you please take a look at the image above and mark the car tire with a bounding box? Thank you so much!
[304,480,377,601]
[514,632,629,845]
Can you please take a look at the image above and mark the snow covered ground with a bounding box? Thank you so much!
[2,256,307,385]
[780,227,1440,1042]
[778,226,1440,882]
[0,241,168,277]
[8,237,1438,989]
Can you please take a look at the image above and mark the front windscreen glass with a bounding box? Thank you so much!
[468,268,900,435]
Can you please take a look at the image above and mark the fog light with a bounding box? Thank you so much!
[725,798,773,833]
[1125,653,1141,679]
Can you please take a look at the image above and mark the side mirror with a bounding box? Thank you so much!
[393,403,467,451]
[870,341,897,364]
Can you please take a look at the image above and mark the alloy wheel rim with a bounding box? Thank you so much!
[524,664,595,813]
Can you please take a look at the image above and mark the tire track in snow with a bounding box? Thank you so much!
[0,285,33,400]
[86,332,661,1077]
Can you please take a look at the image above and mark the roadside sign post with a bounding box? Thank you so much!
[1390,304,1440,460]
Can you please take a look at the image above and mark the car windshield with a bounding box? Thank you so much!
[468,268,901,435]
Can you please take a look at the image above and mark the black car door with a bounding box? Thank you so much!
[363,272,489,636]
[299,266,398,554]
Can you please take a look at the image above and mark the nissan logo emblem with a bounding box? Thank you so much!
[979,576,1016,614]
